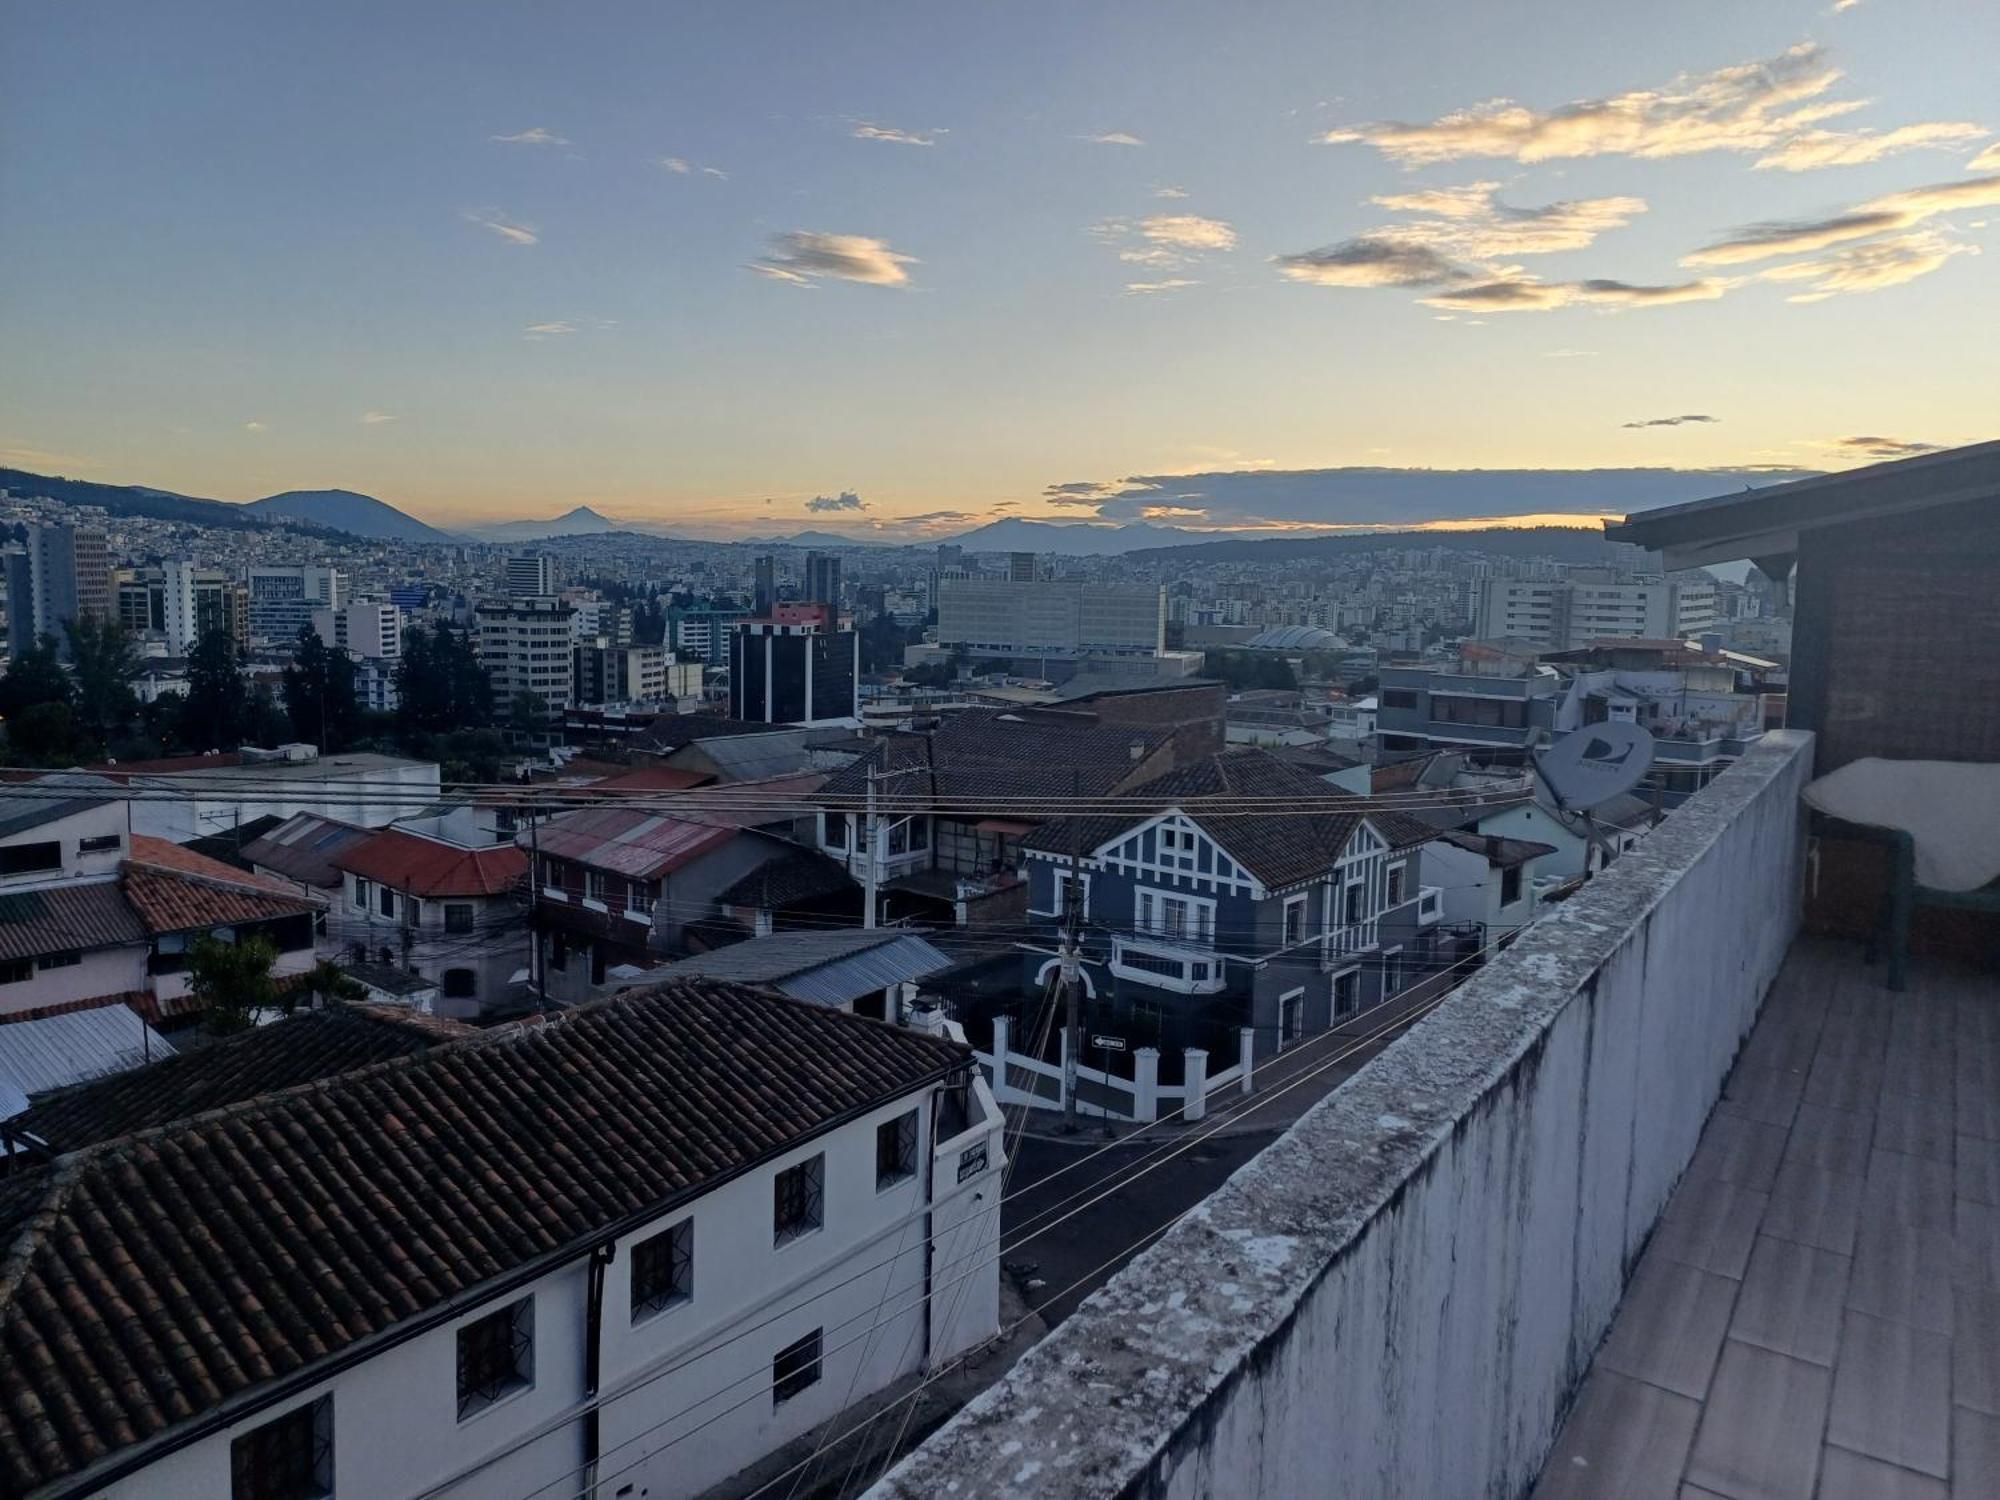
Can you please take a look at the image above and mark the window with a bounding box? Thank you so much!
[1052,871,1088,922]
[772,1328,823,1405]
[0,841,61,877]
[823,814,847,850]
[1136,890,1210,943]
[773,1154,824,1244]
[1343,882,1366,926]
[1279,988,1306,1049]
[1430,695,1527,728]
[1379,688,1420,712]
[444,904,474,935]
[876,1111,918,1189]
[548,934,568,972]
[586,869,609,903]
[630,1219,693,1319]
[628,881,655,916]
[442,968,476,1000]
[456,1297,534,1419]
[230,1396,332,1500]
[37,950,80,971]
[1386,864,1406,907]
[351,876,371,912]
[1501,866,1524,907]
[378,885,395,919]
[1282,895,1307,947]
[1118,948,1186,981]
[1333,969,1361,1017]
[1383,949,1405,996]
[77,834,122,855]
[0,959,32,985]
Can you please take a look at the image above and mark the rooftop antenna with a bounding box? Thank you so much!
[1530,721,1655,872]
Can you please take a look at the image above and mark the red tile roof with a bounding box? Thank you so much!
[531,806,734,879]
[121,838,318,935]
[583,766,716,793]
[0,882,149,963]
[0,980,971,1496]
[331,827,527,898]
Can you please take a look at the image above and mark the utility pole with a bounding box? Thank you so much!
[1061,770,1083,1132]
[862,764,880,930]
[527,792,547,1014]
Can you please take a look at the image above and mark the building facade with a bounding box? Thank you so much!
[247,566,343,646]
[935,577,1166,660]
[477,595,577,715]
[728,616,858,725]
[4,522,110,656]
[1472,573,1718,651]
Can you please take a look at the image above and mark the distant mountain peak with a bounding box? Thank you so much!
[243,488,453,543]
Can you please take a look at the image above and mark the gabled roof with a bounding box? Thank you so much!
[6,1003,472,1154]
[528,805,736,880]
[629,714,786,754]
[818,710,1169,811]
[0,980,968,1497]
[1023,748,1435,890]
[716,850,858,911]
[239,811,373,888]
[122,837,319,935]
[0,881,148,963]
[657,929,954,1007]
[331,827,527,898]
[0,773,123,842]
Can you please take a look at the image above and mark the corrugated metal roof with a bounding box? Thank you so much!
[0,1006,173,1098]
[0,773,124,841]
[659,928,953,1007]
[240,812,372,888]
[529,806,734,879]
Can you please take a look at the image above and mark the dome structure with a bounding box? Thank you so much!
[1244,625,1343,651]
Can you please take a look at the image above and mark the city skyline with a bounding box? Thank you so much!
[3,0,1995,538]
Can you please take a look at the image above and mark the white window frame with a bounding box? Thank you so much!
[1382,945,1404,997]
[1031,868,1092,921]
[1281,893,1308,949]
[1278,986,1307,1050]
[351,875,371,913]
[1331,964,1362,1018]
[1133,886,1216,945]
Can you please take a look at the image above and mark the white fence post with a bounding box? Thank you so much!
[992,1015,1011,1096]
[1182,1048,1209,1122]
[1239,1027,1256,1095]
[1133,1048,1160,1123]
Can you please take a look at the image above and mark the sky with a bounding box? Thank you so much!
[1,0,1994,540]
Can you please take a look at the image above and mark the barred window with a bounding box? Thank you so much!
[630,1220,693,1319]
[456,1297,534,1419]
[773,1328,823,1405]
[876,1111,918,1189]
[230,1396,332,1500]
[773,1155,824,1244]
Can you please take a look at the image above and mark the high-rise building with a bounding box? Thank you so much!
[477,595,576,715]
[193,572,250,653]
[573,642,669,705]
[804,552,842,610]
[935,577,1166,659]
[162,560,201,654]
[312,601,401,660]
[753,554,778,615]
[115,569,164,635]
[248,566,343,646]
[1472,574,1721,651]
[1007,552,1039,583]
[4,523,111,657]
[667,603,750,669]
[728,610,858,725]
[505,554,555,597]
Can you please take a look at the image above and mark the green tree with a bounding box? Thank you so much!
[63,614,139,744]
[245,684,291,747]
[508,688,549,732]
[282,625,361,750]
[180,627,248,750]
[189,933,279,1036]
[396,623,493,734]
[0,633,73,721]
[5,701,86,764]
[296,958,366,1014]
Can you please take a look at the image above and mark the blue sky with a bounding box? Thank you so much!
[2,0,1994,537]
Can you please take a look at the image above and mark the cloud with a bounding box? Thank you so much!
[1042,480,1136,507]
[1094,213,1237,276]
[1419,276,1733,312]
[464,210,538,246]
[854,123,943,147]
[1971,142,2000,172]
[748,231,916,287]
[524,321,578,339]
[243,421,266,433]
[1139,214,1237,252]
[1125,278,1200,294]
[805,490,865,513]
[1366,181,1648,255]
[491,127,569,146]
[1090,132,1145,146]
[1274,237,1475,287]
[1154,186,1190,199]
[896,509,978,525]
[1834,435,1943,458]
[661,157,692,173]
[1755,121,1988,172]
[1757,228,1977,300]
[1623,414,1720,428]
[1685,174,2000,264]
[360,411,397,425]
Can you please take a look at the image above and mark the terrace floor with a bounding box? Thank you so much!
[1532,936,2000,1500]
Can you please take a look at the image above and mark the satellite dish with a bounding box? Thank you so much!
[1534,722,1654,813]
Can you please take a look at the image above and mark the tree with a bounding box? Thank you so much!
[509,688,549,732]
[0,633,73,721]
[5,701,85,764]
[396,623,493,734]
[63,614,139,744]
[296,958,366,1014]
[188,933,279,1036]
[180,627,248,751]
[282,625,360,750]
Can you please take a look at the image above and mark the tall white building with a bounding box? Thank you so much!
[161,560,201,654]
[477,595,576,714]
[311,600,401,660]
[505,554,555,597]
[1473,574,1719,651]
[248,566,343,646]
[4,522,110,657]
[936,577,1166,659]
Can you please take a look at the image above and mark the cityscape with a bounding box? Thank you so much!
[1,4,1996,1500]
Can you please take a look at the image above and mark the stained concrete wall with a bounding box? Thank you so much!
[871,729,1813,1500]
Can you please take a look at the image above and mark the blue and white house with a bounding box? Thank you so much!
[1019,750,1443,1063]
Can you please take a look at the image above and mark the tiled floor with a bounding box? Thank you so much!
[1532,936,2000,1500]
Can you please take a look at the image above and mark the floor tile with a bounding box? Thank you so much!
[1650,1178,1769,1280]
[1804,1042,1883,1114]
[1685,1341,1829,1500]
[1781,1104,1873,1179]
[1873,1092,1955,1165]
[1846,1216,1954,1335]
[1721,1063,1805,1130]
[1686,1112,1790,1195]
[1955,1407,2000,1500]
[1813,1446,1945,1500]
[1954,1283,2000,1416]
[1957,1049,2000,1142]
[1597,1253,1739,1399]
[1961,1135,2000,1207]
[1862,1148,1955,1238]
[1728,1236,1849,1366]
[1826,1310,1951,1478]
[1761,1158,1863,1257]
[1531,1368,1699,1500]
[1955,1199,2000,1290]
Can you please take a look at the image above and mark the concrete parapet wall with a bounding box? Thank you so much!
[872,730,1813,1500]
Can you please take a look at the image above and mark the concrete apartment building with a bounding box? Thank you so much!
[4,521,110,656]
[1473,571,1717,650]
[505,553,555,596]
[247,565,343,646]
[477,594,576,715]
[935,575,1167,660]
[311,599,401,660]
[573,640,673,705]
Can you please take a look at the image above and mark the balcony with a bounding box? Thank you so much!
[881,731,1987,1499]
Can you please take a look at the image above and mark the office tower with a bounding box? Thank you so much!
[311,601,401,659]
[729,610,858,724]
[804,552,841,609]
[248,566,343,645]
[162,560,201,654]
[753,554,777,615]
[194,573,251,652]
[505,554,555,597]
[5,523,111,656]
[935,577,1167,659]
[1008,552,1039,583]
[476,595,576,715]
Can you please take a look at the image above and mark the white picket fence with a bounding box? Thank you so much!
[974,1015,1258,1123]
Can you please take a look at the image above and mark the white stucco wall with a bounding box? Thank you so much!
[873,731,1814,1500]
[0,942,147,1018]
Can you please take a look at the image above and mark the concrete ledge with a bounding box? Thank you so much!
[870,731,1813,1500]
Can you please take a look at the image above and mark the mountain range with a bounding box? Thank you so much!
[245,488,456,542]
[464,506,633,542]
